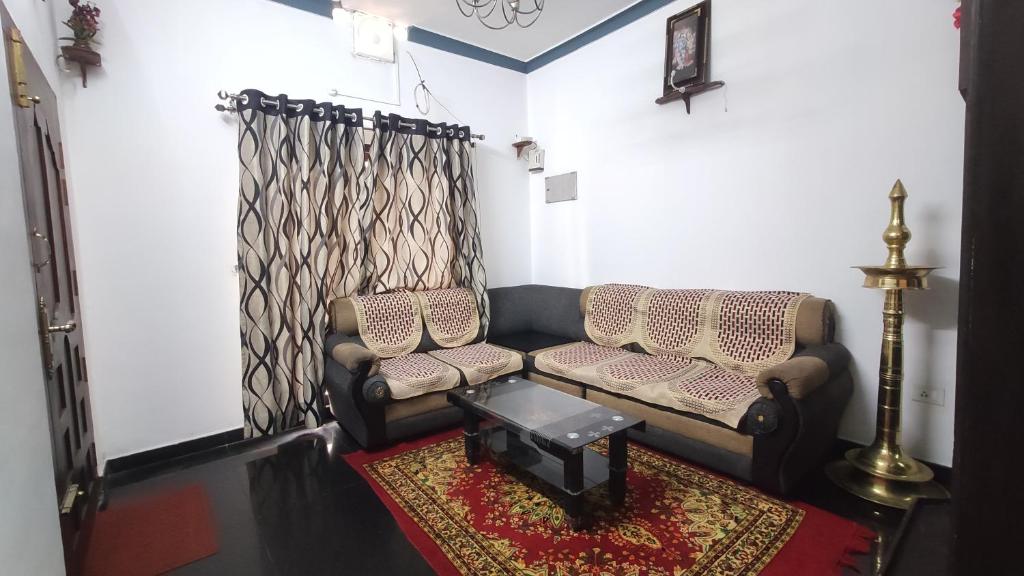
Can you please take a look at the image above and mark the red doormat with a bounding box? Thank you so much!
[345,430,873,575]
[83,484,219,576]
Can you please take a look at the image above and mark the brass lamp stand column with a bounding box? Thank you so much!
[826,180,951,509]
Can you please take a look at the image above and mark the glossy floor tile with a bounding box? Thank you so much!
[100,422,921,575]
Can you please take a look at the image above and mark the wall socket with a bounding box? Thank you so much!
[913,387,946,406]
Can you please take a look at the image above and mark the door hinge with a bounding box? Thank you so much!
[7,27,37,109]
[60,483,83,515]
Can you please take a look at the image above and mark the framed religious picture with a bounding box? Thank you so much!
[662,1,711,97]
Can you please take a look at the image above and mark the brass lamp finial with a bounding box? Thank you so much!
[827,179,948,509]
[856,180,935,291]
[883,180,911,269]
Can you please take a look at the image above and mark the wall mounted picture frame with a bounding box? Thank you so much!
[662,1,710,98]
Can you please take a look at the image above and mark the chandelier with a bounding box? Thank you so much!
[456,0,545,30]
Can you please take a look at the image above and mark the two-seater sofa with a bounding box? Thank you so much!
[322,288,526,449]
[323,284,853,495]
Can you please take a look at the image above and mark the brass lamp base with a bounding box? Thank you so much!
[846,444,934,482]
[826,451,950,510]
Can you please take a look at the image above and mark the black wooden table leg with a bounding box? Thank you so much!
[609,430,628,506]
[463,412,481,465]
[564,450,585,531]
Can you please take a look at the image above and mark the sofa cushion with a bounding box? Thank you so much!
[489,331,574,354]
[341,292,423,358]
[599,357,760,429]
[586,389,754,456]
[657,362,761,428]
[329,296,360,335]
[526,371,585,397]
[532,341,761,429]
[378,353,461,400]
[637,289,713,356]
[794,297,835,346]
[582,284,650,347]
[428,342,523,386]
[704,291,809,376]
[415,288,481,348]
[583,286,810,376]
[384,390,452,423]
[633,288,809,376]
[532,341,632,376]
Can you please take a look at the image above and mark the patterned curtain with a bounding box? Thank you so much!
[236,95,488,438]
[236,90,368,437]
[365,113,489,327]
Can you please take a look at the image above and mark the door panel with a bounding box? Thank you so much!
[4,21,96,574]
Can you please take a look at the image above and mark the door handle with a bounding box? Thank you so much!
[37,297,76,378]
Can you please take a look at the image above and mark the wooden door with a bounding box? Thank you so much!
[4,23,96,572]
[953,0,1024,573]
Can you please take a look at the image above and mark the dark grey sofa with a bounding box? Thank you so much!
[323,284,853,495]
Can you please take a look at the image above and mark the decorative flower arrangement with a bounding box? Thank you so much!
[62,0,101,48]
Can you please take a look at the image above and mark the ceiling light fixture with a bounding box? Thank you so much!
[456,0,544,30]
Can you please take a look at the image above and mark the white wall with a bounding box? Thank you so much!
[58,0,530,467]
[0,1,67,573]
[527,0,964,465]
[54,0,963,467]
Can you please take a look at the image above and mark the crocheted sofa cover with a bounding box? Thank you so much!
[330,288,521,398]
[538,284,809,428]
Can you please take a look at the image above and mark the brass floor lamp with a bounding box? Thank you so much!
[826,180,951,509]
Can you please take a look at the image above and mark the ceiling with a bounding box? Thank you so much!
[342,0,639,61]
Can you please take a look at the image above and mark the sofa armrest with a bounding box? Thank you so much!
[752,363,854,495]
[323,351,389,449]
[755,343,852,400]
[362,375,391,405]
[326,333,381,375]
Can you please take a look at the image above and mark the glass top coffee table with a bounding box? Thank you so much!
[447,376,645,530]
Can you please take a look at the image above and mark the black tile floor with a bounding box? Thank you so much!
[99,422,920,575]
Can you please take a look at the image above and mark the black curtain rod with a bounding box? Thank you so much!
[214,90,485,141]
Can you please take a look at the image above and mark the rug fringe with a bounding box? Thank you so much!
[835,525,876,574]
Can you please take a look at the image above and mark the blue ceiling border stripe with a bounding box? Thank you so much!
[526,0,677,72]
[407,27,528,73]
[265,0,677,74]
[267,0,332,18]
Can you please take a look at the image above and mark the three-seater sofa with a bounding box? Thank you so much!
[323,284,853,495]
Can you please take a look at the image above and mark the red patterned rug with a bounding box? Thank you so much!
[83,484,218,576]
[345,430,872,575]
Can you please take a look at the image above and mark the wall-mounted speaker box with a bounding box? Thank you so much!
[545,171,577,203]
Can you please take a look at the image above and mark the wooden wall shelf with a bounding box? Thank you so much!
[655,80,725,114]
[61,45,101,88]
[512,139,536,159]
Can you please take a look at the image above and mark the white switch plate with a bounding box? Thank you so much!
[913,387,946,406]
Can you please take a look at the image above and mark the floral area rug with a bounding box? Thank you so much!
[344,430,872,575]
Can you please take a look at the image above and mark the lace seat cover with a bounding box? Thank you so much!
[535,287,809,428]
[416,288,481,348]
[378,353,461,400]
[352,292,423,358]
[428,342,523,386]
[583,284,651,347]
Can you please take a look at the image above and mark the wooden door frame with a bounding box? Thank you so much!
[952,0,1024,573]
